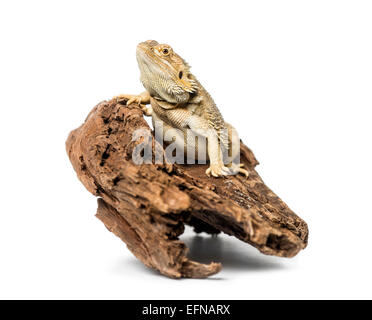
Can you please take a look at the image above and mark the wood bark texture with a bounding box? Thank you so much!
[66,98,308,278]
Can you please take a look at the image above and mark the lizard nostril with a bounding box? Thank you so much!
[179,71,183,79]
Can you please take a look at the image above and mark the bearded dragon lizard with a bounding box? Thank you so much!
[115,40,248,178]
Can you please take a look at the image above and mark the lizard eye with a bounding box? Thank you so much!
[179,71,183,79]
[162,48,169,55]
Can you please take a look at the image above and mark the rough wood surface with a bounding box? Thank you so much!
[66,98,308,278]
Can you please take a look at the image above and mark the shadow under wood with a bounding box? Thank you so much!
[182,232,286,272]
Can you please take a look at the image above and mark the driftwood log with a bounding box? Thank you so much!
[66,98,308,278]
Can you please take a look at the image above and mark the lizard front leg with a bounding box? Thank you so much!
[225,122,249,178]
[186,116,231,178]
[113,91,150,105]
[154,108,233,178]
[113,91,152,116]
[205,133,232,177]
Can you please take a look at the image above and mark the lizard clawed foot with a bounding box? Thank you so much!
[113,94,152,116]
[113,94,142,105]
[206,163,232,178]
[206,163,249,178]
[228,163,249,178]
[139,104,152,116]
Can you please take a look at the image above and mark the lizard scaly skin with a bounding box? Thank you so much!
[115,40,248,178]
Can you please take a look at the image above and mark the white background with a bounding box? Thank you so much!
[0,0,371,300]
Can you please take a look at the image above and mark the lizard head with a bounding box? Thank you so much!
[136,40,198,103]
